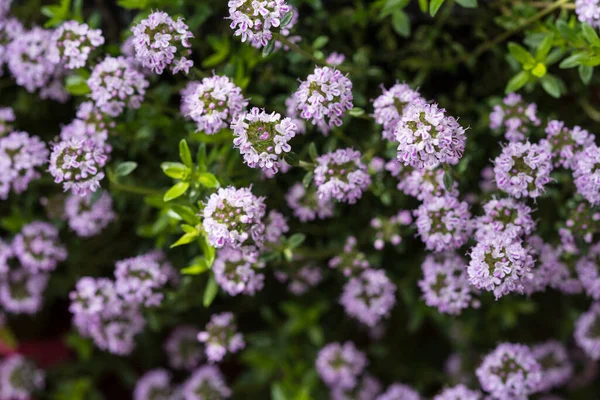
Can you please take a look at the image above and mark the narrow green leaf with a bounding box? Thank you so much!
[196,143,207,172]
[556,20,577,42]
[508,43,535,66]
[196,172,220,188]
[535,33,554,61]
[281,11,294,27]
[161,162,187,179]
[429,0,445,17]
[170,205,199,225]
[308,143,318,161]
[418,0,428,12]
[455,0,477,8]
[163,182,190,202]
[65,75,91,95]
[302,171,314,188]
[579,65,593,84]
[284,152,300,167]
[505,71,530,93]
[262,39,275,57]
[170,232,198,248]
[181,259,209,275]
[540,75,561,98]
[312,36,329,49]
[391,10,410,37]
[203,276,218,307]
[287,233,306,248]
[559,52,587,69]
[348,107,365,117]
[115,161,137,177]
[199,234,216,267]
[443,170,454,191]
[582,23,600,47]
[179,140,193,168]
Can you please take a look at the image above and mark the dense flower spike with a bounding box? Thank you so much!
[489,93,540,142]
[531,241,583,295]
[227,0,292,48]
[295,66,353,131]
[560,201,600,248]
[330,375,382,400]
[340,269,396,327]
[202,186,266,249]
[197,312,245,363]
[329,236,370,277]
[131,11,193,74]
[133,369,173,400]
[315,341,367,390]
[419,253,476,315]
[473,197,535,242]
[370,210,411,250]
[164,326,204,370]
[0,355,45,400]
[468,237,534,299]
[0,131,48,199]
[12,221,66,273]
[0,106,15,135]
[493,140,553,199]
[0,269,49,314]
[183,75,246,134]
[543,120,594,169]
[574,302,600,360]
[232,107,297,174]
[49,138,108,196]
[376,383,421,400]
[476,343,542,399]
[6,27,55,92]
[48,20,104,69]
[432,385,481,400]
[373,82,423,141]
[88,55,149,116]
[577,242,600,299]
[183,365,231,399]
[114,252,173,307]
[274,263,323,295]
[395,102,466,169]
[414,195,471,252]
[213,246,265,296]
[65,192,115,237]
[313,148,371,204]
[531,341,573,392]
[285,183,335,222]
[576,0,600,28]
[573,144,600,205]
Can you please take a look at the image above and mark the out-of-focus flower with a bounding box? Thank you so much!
[213,246,265,296]
[373,82,423,141]
[48,20,104,69]
[315,341,367,390]
[133,369,173,400]
[313,148,371,204]
[370,210,411,250]
[576,0,600,28]
[0,106,15,135]
[197,312,245,363]
[396,164,459,201]
[340,268,396,327]
[164,326,204,371]
[183,365,231,399]
[414,195,471,252]
[285,182,335,222]
[114,252,173,307]
[432,385,481,400]
[573,144,600,205]
[12,221,66,273]
[0,269,49,315]
[6,27,55,92]
[65,192,116,237]
[330,374,382,400]
[489,93,540,142]
[574,302,600,360]
[0,355,45,400]
[329,236,370,277]
[376,383,421,400]
[543,120,594,169]
[532,341,573,392]
[274,263,323,295]
[0,131,48,200]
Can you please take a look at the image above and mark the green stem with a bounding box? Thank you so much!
[110,182,162,196]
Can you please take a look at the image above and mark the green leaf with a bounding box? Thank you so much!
[391,10,411,37]
[505,71,530,93]
[582,23,600,47]
[203,276,218,307]
[443,170,454,191]
[163,182,190,202]
[196,143,207,172]
[507,43,535,66]
[531,63,547,78]
[540,75,561,98]
[262,39,275,57]
[65,75,91,95]
[535,33,554,61]
[179,139,193,168]
[348,107,365,117]
[284,152,300,166]
[170,232,199,248]
[181,259,210,275]
[170,205,199,225]
[196,172,220,188]
[312,36,329,49]
[281,11,294,27]
[418,0,428,12]
[559,52,588,69]
[556,20,577,42]
[199,234,216,266]
[302,171,314,188]
[116,0,148,9]
[579,65,593,84]
[429,0,445,16]
[287,233,306,248]
[161,162,188,179]
[455,0,477,8]
[115,161,137,177]
[380,0,410,18]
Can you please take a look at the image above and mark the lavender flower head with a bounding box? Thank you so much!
[183,75,247,134]
[213,246,265,296]
[0,131,48,200]
[473,197,535,242]
[544,120,595,169]
[49,138,107,196]
[432,385,480,400]
[326,52,346,66]
[295,66,353,131]
[532,242,583,295]
[75,101,116,138]
[576,0,600,28]
[264,210,289,244]
[574,302,600,360]
[313,148,371,204]
[419,253,476,315]
[532,341,573,392]
[202,186,266,249]
[232,107,297,174]
[6,27,56,92]
[114,252,173,307]
[0,17,23,72]
[376,383,421,400]
[329,236,370,277]
[285,182,334,222]
[12,221,66,273]
[576,242,600,300]
[227,0,292,48]
[315,341,367,390]
[60,118,111,154]
[493,140,553,199]
[134,369,173,400]
[331,375,382,400]
[48,20,104,69]
[0,106,15,135]
[164,326,204,371]
[340,268,397,327]
[467,236,534,299]
[573,144,600,205]
[395,102,466,169]
[414,195,471,252]
[274,263,323,295]
[197,312,245,363]
[131,11,193,75]
[489,93,540,142]
[396,165,459,201]
[561,200,600,248]
[88,55,149,117]
[0,269,49,314]
[373,82,423,141]
[370,210,411,250]
[476,343,542,399]
[285,94,306,134]
[0,355,45,400]
[183,365,231,399]
[65,192,116,237]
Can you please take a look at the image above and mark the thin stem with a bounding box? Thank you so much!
[110,182,162,196]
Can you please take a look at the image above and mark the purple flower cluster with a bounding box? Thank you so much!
[48,138,108,196]
[419,253,477,315]
[60,117,111,154]
[0,17,23,75]
[573,144,600,205]
[560,200,600,249]
[295,66,353,131]
[285,182,335,222]
[64,192,115,237]
[114,252,174,307]
[197,312,245,363]
[183,75,247,134]
[274,263,323,295]
[0,355,45,400]
[376,383,421,400]
[227,0,292,48]
[12,221,66,273]
[476,343,542,399]
[202,186,266,249]
[316,341,367,390]
[134,369,174,400]
[370,210,412,250]
[576,0,600,28]
[574,302,600,360]
[329,236,370,277]
[543,120,594,169]
[373,82,423,141]
[330,375,382,400]
[213,246,265,296]
[88,55,149,117]
[489,93,540,142]
[0,131,48,200]
[340,268,396,327]
[395,102,466,169]
[473,197,535,242]
[313,148,371,204]
[48,20,104,69]
[183,365,231,399]
[164,326,204,371]
[395,164,459,201]
[232,107,297,174]
[530,240,583,295]
[264,210,289,244]
[131,11,193,75]
[432,385,480,400]
[532,340,573,392]
[0,106,15,135]
[414,195,471,252]
[577,242,600,299]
